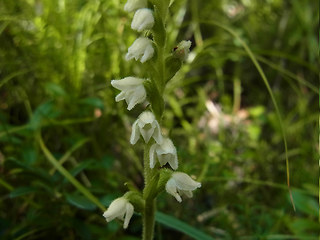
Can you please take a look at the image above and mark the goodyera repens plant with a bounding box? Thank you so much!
[104,1,201,239]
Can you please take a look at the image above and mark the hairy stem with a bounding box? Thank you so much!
[142,143,156,240]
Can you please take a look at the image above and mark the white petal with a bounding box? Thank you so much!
[131,9,154,32]
[165,178,182,202]
[139,111,155,125]
[103,198,127,222]
[124,0,147,12]
[173,172,201,191]
[130,119,140,145]
[156,138,175,155]
[140,126,154,143]
[128,85,146,110]
[127,37,154,63]
[140,44,154,63]
[180,189,193,198]
[126,86,146,110]
[149,143,157,168]
[152,120,163,144]
[168,154,178,170]
[125,52,134,61]
[115,91,126,102]
[123,202,134,229]
[111,77,144,91]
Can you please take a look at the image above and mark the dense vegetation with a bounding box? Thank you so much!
[0,0,318,239]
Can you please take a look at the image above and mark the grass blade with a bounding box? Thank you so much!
[156,211,214,240]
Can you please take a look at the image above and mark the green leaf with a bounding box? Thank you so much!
[45,82,66,96]
[155,212,214,240]
[288,219,320,235]
[290,190,318,217]
[165,56,182,83]
[29,101,59,130]
[66,192,97,210]
[78,97,104,109]
[69,160,94,176]
[9,186,38,198]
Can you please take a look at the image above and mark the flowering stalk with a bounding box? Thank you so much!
[104,1,201,239]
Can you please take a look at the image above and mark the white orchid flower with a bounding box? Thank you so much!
[124,0,147,12]
[165,172,201,202]
[102,197,134,229]
[131,8,155,32]
[130,111,163,145]
[111,77,146,110]
[149,138,178,170]
[126,37,154,63]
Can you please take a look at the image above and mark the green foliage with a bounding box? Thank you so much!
[0,0,318,239]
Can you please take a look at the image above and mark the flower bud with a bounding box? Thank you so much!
[173,40,192,61]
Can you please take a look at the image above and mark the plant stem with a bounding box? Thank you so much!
[143,199,156,240]
[142,143,156,240]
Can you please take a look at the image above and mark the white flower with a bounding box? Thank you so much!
[173,40,192,61]
[126,37,154,63]
[130,111,163,145]
[111,77,146,110]
[165,172,201,202]
[131,8,154,32]
[124,0,147,12]
[102,197,134,229]
[149,138,178,170]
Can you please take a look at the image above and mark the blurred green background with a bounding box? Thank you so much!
[0,0,318,239]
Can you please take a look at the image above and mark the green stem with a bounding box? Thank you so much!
[143,199,156,240]
[142,143,156,240]
[157,45,165,94]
